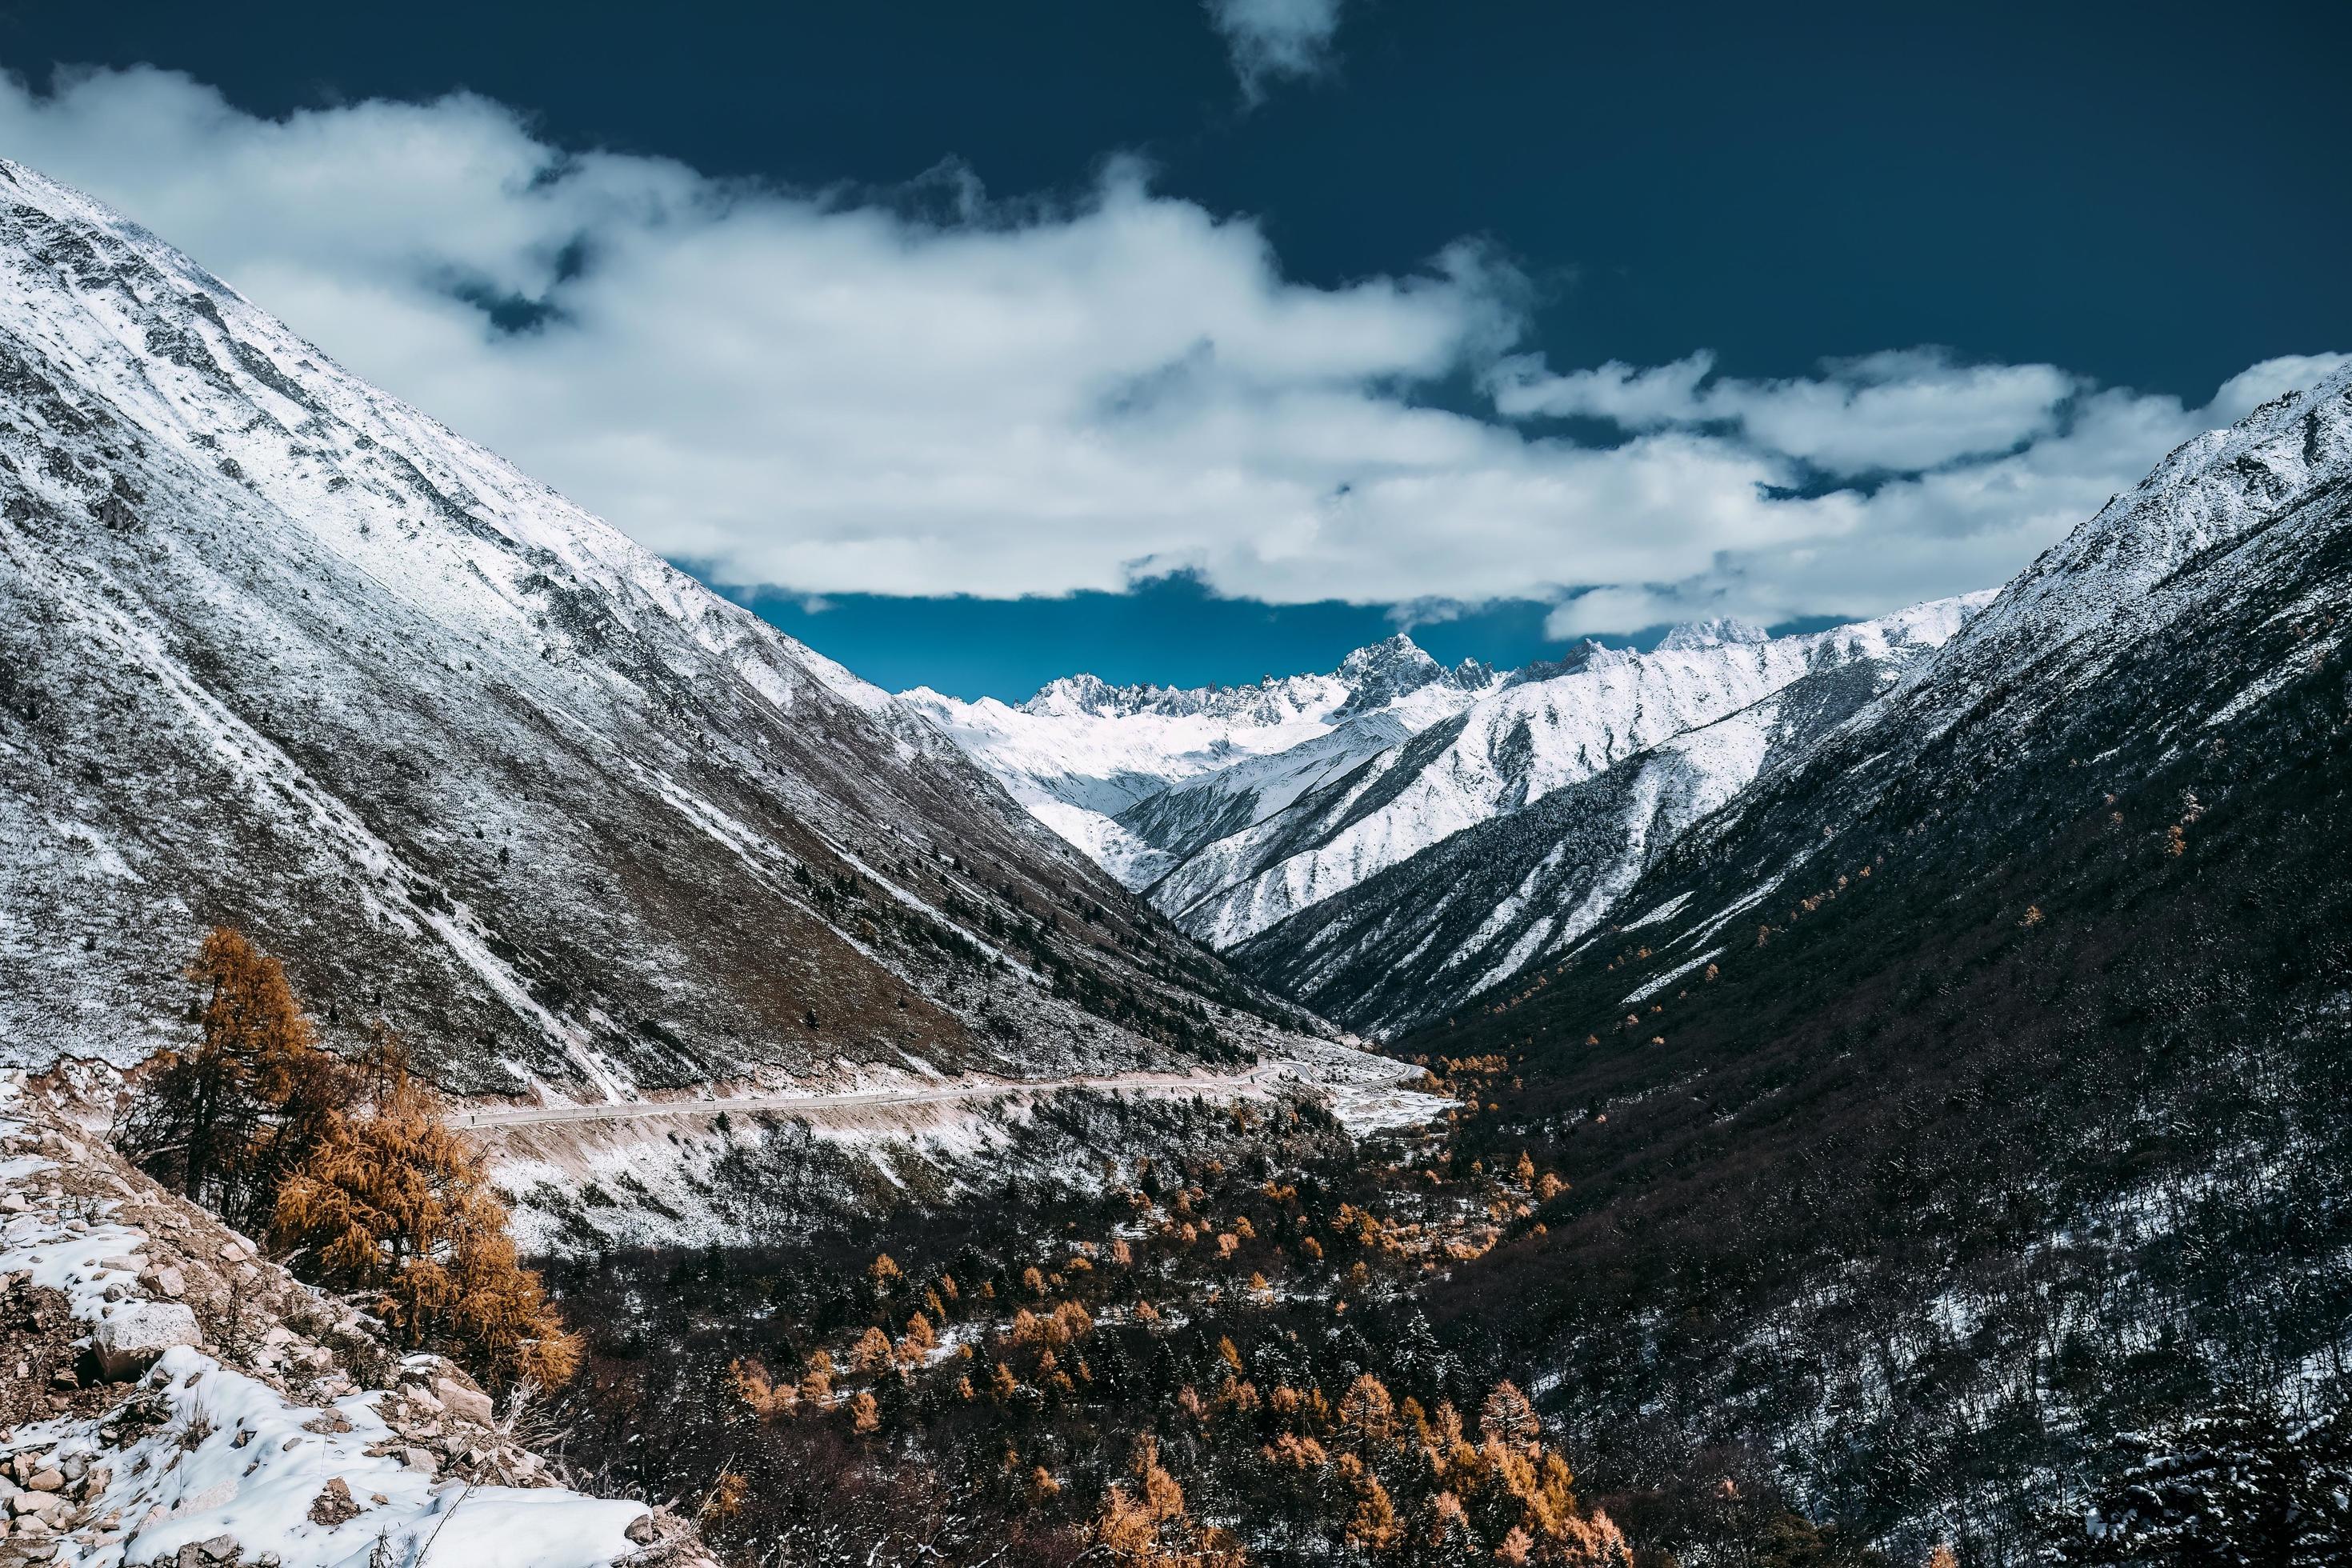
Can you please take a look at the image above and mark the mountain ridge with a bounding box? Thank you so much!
[0,158,1322,1098]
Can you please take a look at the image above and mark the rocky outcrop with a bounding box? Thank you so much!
[0,1067,711,1568]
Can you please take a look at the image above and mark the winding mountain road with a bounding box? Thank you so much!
[459,1062,1302,1130]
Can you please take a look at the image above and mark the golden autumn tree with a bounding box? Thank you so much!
[1479,1382,1541,1454]
[1338,1373,1398,1446]
[1094,1438,1242,1567]
[1337,1453,1401,1551]
[127,926,342,1227]
[272,1030,578,1389]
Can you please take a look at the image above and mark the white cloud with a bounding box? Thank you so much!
[2207,351,2352,422]
[1203,0,1347,99]
[0,65,2337,641]
[1491,346,2083,475]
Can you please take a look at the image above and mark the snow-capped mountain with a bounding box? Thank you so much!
[0,160,1313,1095]
[899,634,1496,885]
[1399,367,2352,1554]
[1221,365,2350,1040]
[1228,626,1955,1033]
[1150,598,1985,951]
[1426,363,2352,1044]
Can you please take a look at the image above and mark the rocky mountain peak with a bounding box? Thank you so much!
[1656,616,1770,653]
[1335,631,1438,681]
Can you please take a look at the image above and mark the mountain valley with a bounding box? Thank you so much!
[1,152,2348,1568]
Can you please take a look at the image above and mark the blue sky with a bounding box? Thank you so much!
[6,2,2348,697]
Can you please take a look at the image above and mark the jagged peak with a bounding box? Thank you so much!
[1010,629,1494,722]
[1336,631,1438,680]
[1657,616,1770,653]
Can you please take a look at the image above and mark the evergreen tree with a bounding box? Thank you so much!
[124,925,332,1227]
[273,1030,579,1388]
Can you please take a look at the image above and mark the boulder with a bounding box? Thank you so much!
[90,1302,202,1380]
[306,1478,361,1528]
[433,1378,494,1426]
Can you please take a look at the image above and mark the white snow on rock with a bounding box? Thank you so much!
[0,1070,694,1568]
[1152,594,1990,950]
[10,1346,651,1568]
[89,1300,202,1380]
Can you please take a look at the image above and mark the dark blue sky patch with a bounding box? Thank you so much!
[722,571,1594,701]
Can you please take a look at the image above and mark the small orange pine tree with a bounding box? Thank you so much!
[127,926,338,1226]
[272,1034,577,1389]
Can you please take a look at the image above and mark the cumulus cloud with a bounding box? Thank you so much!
[0,65,2338,640]
[1491,346,2084,475]
[1203,0,1347,99]
[2207,351,2352,422]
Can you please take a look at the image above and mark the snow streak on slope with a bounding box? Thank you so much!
[900,634,1496,886]
[1156,598,1986,950]
[1230,628,1970,1034]
[0,160,1318,1095]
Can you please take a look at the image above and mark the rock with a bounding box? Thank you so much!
[154,1266,186,1298]
[399,1447,438,1475]
[23,1471,62,1494]
[433,1378,494,1426]
[306,1478,361,1527]
[624,1514,658,1546]
[197,1531,242,1561]
[91,1302,202,1380]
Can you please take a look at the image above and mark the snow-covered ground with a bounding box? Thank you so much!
[470,1043,1452,1253]
[0,1072,699,1568]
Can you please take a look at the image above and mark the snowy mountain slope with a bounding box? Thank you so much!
[1234,653,1922,1034]
[0,159,1314,1096]
[1,1070,710,1568]
[1394,368,2352,1547]
[1112,707,1422,865]
[899,634,1495,886]
[1242,361,2352,1035]
[1149,598,1987,950]
[1499,365,2352,1033]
